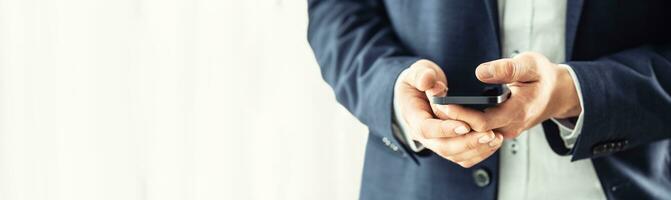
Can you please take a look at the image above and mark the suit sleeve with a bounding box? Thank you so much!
[561,44,671,161]
[307,0,420,150]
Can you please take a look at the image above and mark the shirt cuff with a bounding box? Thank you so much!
[550,64,585,149]
[392,74,424,152]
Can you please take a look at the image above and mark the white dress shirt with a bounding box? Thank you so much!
[393,0,606,199]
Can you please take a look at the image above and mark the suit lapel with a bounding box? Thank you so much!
[566,0,585,61]
[483,0,501,57]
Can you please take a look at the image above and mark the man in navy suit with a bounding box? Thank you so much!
[307,0,671,199]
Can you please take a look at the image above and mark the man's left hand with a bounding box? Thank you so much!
[435,52,582,139]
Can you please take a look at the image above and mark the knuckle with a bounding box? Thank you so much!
[489,145,499,152]
[499,62,516,80]
[400,69,415,84]
[501,131,516,139]
[415,59,431,66]
[413,60,437,71]
[447,156,463,163]
[473,124,487,132]
[466,140,478,150]
[435,147,451,157]
[464,115,487,132]
[473,155,485,163]
[517,52,536,59]
[502,129,521,138]
[459,162,474,168]
[526,52,542,58]
[472,118,489,131]
[438,148,455,159]
[411,60,427,69]
[509,62,521,81]
[479,145,493,154]
[444,155,456,162]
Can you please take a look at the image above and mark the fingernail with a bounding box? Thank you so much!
[454,126,469,135]
[488,142,497,147]
[488,138,500,147]
[489,134,503,147]
[476,64,493,79]
[478,134,494,144]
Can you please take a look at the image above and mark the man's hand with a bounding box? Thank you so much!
[395,59,503,167]
[437,52,581,139]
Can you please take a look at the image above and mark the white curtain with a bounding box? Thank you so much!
[0,0,367,199]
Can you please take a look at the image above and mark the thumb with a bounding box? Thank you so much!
[475,57,538,84]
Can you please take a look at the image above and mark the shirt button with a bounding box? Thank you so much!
[473,168,491,187]
[510,50,520,58]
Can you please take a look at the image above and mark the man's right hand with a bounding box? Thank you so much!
[394,59,503,168]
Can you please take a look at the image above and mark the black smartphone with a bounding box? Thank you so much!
[430,85,510,107]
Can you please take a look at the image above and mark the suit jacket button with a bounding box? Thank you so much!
[382,137,391,146]
[473,168,490,187]
[390,144,399,152]
[616,142,624,150]
[592,144,607,155]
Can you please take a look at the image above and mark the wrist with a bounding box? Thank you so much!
[553,64,582,118]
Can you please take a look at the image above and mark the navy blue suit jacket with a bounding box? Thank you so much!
[307,0,671,199]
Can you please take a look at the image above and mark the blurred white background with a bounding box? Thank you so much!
[0,0,368,199]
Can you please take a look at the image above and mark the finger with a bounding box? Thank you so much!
[426,81,447,97]
[419,119,471,139]
[427,81,448,120]
[401,97,434,138]
[497,127,522,139]
[400,86,453,141]
[494,116,544,139]
[458,134,504,168]
[404,60,447,91]
[434,105,489,132]
[448,133,504,163]
[423,131,496,157]
[475,55,539,84]
[479,94,526,131]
